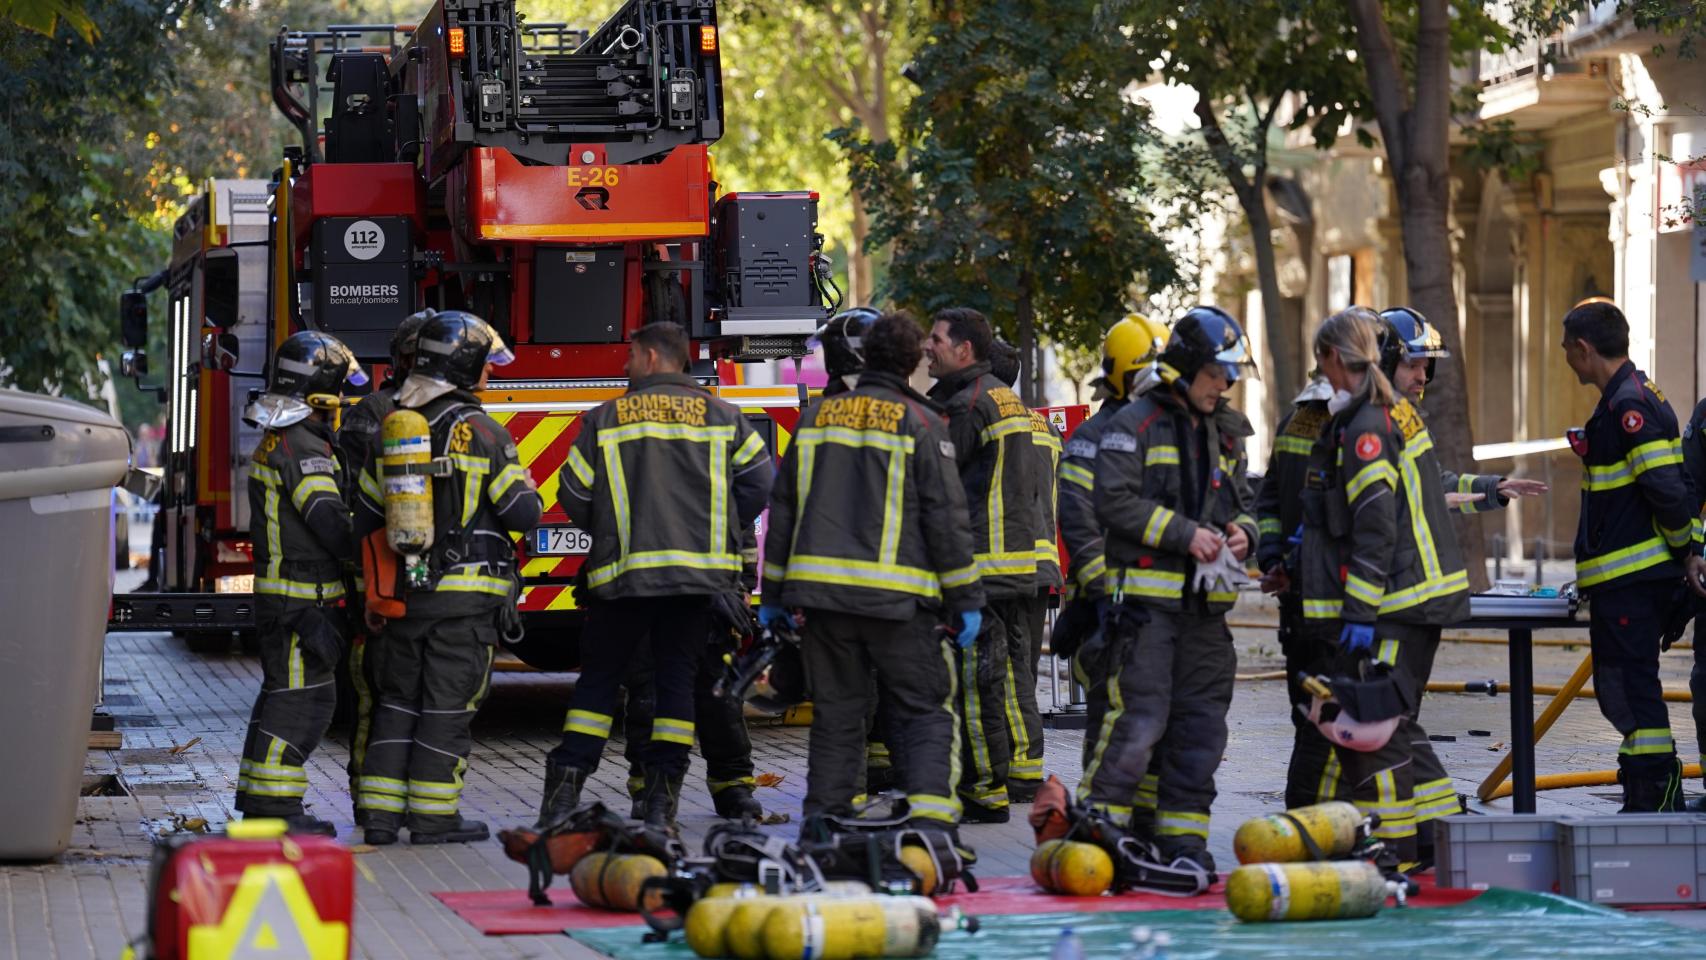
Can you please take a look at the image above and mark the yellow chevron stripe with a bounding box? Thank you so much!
[523,556,560,577]
[517,414,574,469]
[547,586,580,610]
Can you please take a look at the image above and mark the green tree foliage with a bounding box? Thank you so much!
[1104,1,1368,406]
[1,0,95,43]
[836,0,1183,402]
[0,2,203,401]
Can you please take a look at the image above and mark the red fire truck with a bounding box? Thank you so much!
[110,0,830,668]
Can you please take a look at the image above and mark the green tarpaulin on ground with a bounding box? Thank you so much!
[570,889,1697,959]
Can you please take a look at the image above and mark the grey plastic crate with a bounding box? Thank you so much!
[1558,814,1706,905]
[1436,814,1563,891]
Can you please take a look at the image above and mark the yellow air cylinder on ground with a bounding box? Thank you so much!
[1233,801,1366,864]
[1225,860,1393,922]
[1028,840,1114,896]
[569,852,667,912]
[379,409,434,556]
[715,884,872,960]
[760,895,941,960]
[686,885,768,958]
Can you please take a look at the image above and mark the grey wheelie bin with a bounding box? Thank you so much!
[0,389,132,859]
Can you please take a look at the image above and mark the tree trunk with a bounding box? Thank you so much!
[1244,184,1296,425]
[849,186,875,306]
[1017,271,1039,405]
[1349,0,1488,589]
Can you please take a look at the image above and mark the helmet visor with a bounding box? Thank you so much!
[1404,323,1450,360]
[344,359,369,387]
[1213,333,1259,382]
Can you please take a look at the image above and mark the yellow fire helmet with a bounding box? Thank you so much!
[1101,312,1170,400]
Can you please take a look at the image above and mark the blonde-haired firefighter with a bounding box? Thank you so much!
[1302,306,1470,869]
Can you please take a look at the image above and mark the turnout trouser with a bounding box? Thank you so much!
[358,612,496,832]
[800,608,961,823]
[1080,604,1236,858]
[550,596,709,782]
[1590,579,1682,810]
[344,628,378,816]
[1004,591,1049,788]
[1075,616,1161,830]
[958,602,1015,814]
[622,638,756,804]
[1326,622,1452,862]
[237,598,345,817]
[1281,598,1350,809]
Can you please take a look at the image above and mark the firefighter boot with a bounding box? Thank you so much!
[280,813,337,838]
[409,816,490,845]
[1618,756,1683,813]
[641,769,683,833]
[713,784,763,821]
[536,760,588,830]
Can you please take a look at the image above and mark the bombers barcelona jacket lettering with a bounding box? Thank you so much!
[928,362,1041,600]
[1572,361,1700,591]
[762,370,986,620]
[560,372,772,600]
[1301,393,1469,625]
[1093,389,1256,613]
[250,419,354,602]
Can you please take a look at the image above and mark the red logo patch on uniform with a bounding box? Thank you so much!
[1621,410,1645,434]
[1355,432,1382,459]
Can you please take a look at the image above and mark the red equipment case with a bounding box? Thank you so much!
[133,819,353,959]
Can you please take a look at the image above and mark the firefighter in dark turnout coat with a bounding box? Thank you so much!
[1081,306,1257,873]
[354,312,541,845]
[764,312,985,826]
[539,322,772,832]
[236,331,365,834]
[925,308,1040,823]
[1560,299,1699,811]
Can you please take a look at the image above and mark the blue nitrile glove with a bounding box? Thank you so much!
[1339,622,1375,654]
[758,603,790,630]
[954,610,983,649]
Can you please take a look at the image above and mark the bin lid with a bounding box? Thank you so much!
[0,389,131,501]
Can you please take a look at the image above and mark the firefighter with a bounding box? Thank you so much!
[988,339,1057,802]
[1056,313,1169,821]
[925,308,1040,823]
[1681,394,1706,810]
[1306,306,1471,866]
[1559,298,1697,812]
[1377,307,1549,512]
[354,311,541,845]
[762,312,985,829]
[235,330,366,835]
[335,308,432,827]
[1253,374,1342,810]
[538,322,773,832]
[1082,305,1257,875]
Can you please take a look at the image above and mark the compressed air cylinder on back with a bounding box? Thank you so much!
[1225,860,1394,922]
[1233,801,1367,864]
[760,895,940,960]
[379,409,435,556]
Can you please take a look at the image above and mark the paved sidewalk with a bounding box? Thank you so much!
[2,594,1700,959]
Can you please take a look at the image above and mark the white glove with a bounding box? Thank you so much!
[1193,542,1251,596]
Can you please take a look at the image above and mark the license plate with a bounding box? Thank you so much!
[533,525,592,556]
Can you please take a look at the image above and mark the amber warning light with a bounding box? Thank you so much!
[448,26,466,57]
[700,25,718,54]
